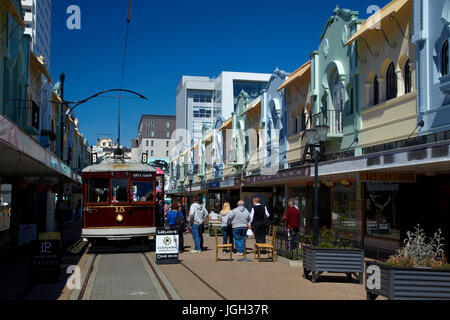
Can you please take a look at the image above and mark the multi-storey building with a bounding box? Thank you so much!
[21,0,51,69]
[21,0,53,148]
[134,115,176,166]
[176,72,271,145]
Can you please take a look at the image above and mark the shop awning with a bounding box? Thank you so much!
[219,117,232,131]
[277,61,311,91]
[202,132,213,142]
[241,96,261,116]
[345,0,409,46]
[2,0,25,27]
[30,53,53,83]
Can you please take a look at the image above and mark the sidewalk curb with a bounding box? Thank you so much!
[144,253,182,300]
[81,254,100,300]
[67,252,95,300]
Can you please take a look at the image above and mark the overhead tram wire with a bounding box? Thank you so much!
[117,0,133,148]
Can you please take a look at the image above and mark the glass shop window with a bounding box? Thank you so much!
[331,183,357,234]
[112,179,128,203]
[87,178,109,203]
[132,181,155,203]
[365,183,400,240]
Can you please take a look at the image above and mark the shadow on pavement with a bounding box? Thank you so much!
[0,219,87,300]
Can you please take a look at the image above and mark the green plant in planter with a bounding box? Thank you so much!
[305,228,355,249]
[386,225,450,269]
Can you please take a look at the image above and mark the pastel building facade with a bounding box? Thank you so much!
[413,0,450,136]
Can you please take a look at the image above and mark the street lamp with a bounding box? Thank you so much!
[188,172,194,210]
[304,125,329,246]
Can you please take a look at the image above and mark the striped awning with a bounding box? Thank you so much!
[277,61,311,91]
[345,0,410,46]
[2,0,25,27]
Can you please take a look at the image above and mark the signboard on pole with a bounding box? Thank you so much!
[155,228,179,265]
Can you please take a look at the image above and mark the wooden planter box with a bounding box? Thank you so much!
[365,261,450,300]
[302,246,364,283]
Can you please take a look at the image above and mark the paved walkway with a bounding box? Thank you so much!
[88,254,162,300]
[149,232,368,300]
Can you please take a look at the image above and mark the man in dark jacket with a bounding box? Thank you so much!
[250,197,270,244]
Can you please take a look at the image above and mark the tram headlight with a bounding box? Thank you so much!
[116,214,124,223]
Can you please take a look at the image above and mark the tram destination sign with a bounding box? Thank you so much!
[155,228,180,265]
[132,172,154,178]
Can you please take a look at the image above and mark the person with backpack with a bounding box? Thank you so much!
[189,197,209,253]
[165,202,185,253]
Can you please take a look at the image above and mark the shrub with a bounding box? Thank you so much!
[305,228,355,249]
[386,225,449,269]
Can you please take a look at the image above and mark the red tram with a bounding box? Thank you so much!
[81,161,164,242]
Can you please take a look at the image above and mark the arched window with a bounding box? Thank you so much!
[405,59,412,94]
[374,75,379,106]
[386,63,397,101]
[442,41,449,76]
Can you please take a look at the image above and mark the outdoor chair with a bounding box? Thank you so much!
[254,225,277,263]
[213,226,233,262]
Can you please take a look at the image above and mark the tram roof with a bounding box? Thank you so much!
[82,161,157,173]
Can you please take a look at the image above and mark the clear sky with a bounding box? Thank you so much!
[51,0,390,148]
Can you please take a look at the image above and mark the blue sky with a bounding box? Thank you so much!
[51,0,390,148]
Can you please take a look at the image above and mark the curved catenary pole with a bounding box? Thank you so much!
[65,89,148,116]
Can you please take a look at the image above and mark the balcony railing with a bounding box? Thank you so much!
[313,109,343,136]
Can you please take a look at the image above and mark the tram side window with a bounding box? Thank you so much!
[87,179,109,203]
[132,181,154,202]
[112,179,128,203]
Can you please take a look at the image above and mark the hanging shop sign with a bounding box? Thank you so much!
[155,228,180,265]
[358,172,416,183]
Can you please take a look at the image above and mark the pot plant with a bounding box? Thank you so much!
[302,228,364,283]
[365,225,450,300]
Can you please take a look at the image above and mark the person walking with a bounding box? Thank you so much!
[250,197,270,244]
[189,197,209,253]
[284,200,301,250]
[219,202,234,253]
[165,202,185,252]
[227,200,251,256]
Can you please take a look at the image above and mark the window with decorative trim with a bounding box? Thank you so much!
[374,75,379,106]
[405,59,412,94]
[386,63,397,101]
[442,41,449,76]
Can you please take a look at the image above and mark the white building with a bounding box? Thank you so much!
[176,72,271,145]
[22,0,51,69]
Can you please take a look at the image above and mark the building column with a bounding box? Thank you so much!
[355,181,365,244]
[396,69,404,97]
[45,192,56,232]
[378,77,386,103]
[364,82,372,108]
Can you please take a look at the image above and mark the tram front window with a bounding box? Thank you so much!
[87,179,109,203]
[112,179,128,203]
[132,181,154,203]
